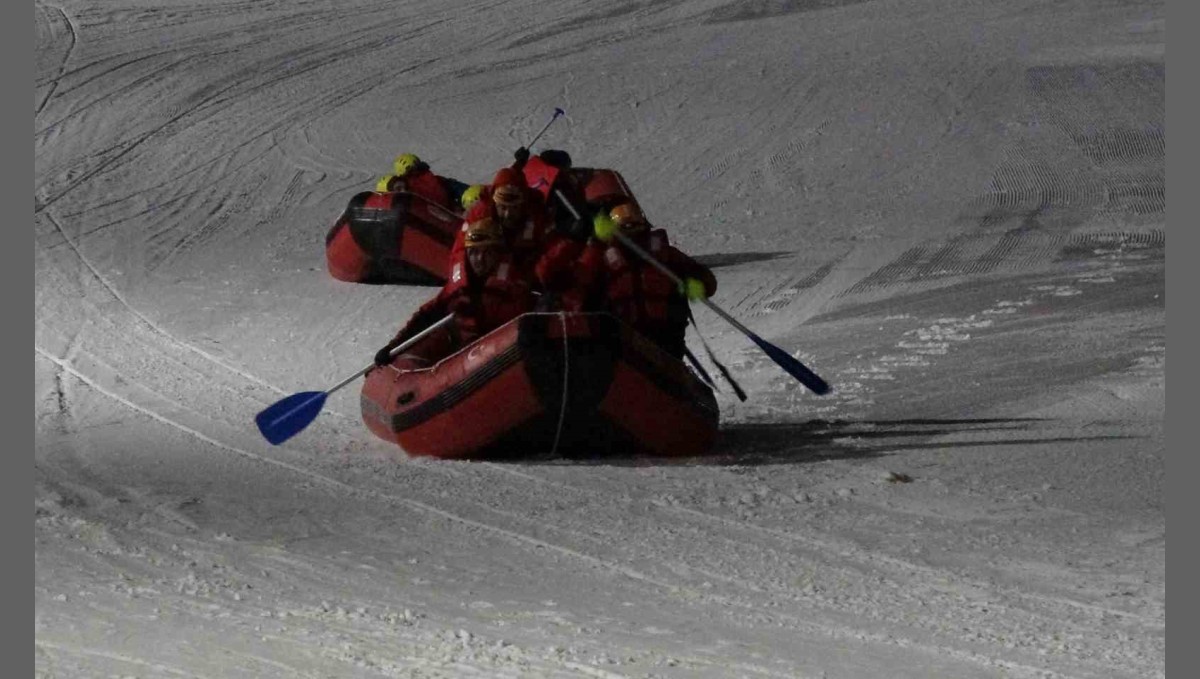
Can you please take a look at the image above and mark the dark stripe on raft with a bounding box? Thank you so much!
[347,197,456,251]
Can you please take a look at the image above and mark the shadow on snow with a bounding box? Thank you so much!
[501,417,1140,468]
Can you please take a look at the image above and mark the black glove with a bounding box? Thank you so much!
[539,149,572,169]
[374,345,395,367]
[513,147,531,168]
[565,217,592,242]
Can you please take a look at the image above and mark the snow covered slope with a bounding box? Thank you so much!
[36,0,1164,676]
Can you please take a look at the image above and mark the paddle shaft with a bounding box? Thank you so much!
[552,189,689,288]
[527,108,565,151]
[327,314,455,395]
[553,186,688,284]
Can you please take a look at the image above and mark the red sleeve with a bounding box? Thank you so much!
[667,248,717,296]
[392,288,452,344]
[653,231,716,297]
[577,241,608,288]
[534,236,584,292]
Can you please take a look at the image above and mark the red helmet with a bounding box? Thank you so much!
[493,183,525,207]
[491,168,526,208]
[491,167,522,189]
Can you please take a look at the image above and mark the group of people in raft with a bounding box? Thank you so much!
[369,148,718,371]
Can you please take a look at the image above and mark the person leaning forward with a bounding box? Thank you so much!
[585,202,717,359]
[374,152,467,211]
[448,166,555,280]
[373,217,537,370]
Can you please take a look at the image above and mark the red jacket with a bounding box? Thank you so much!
[448,196,554,280]
[586,229,717,329]
[393,254,536,349]
[534,237,602,312]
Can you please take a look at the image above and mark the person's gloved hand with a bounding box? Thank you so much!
[539,149,572,168]
[374,345,395,367]
[513,146,531,166]
[679,277,708,301]
[593,212,618,242]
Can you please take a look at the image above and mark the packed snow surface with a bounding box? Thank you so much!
[36,0,1164,676]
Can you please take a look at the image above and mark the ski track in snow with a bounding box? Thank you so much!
[34,1,77,118]
[38,347,983,676]
[40,314,1158,677]
[41,209,285,395]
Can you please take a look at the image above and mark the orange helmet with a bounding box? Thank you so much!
[490,168,525,208]
[492,183,525,208]
[610,202,647,233]
[463,217,505,249]
[492,167,521,187]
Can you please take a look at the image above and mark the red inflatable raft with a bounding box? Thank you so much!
[361,313,719,459]
[325,191,463,285]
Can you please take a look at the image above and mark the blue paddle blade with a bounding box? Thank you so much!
[748,334,832,395]
[255,391,329,445]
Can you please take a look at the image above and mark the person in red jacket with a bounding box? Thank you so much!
[583,202,717,358]
[373,217,537,370]
[448,166,558,279]
[375,152,467,212]
[533,221,605,312]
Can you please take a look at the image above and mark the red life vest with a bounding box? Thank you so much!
[449,207,551,281]
[534,237,607,312]
[507,214,549,262]
[600,231,680,327]
[521,155,562,202]
[443,258,535,342]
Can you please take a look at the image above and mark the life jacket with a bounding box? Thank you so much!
[533,237,607,313]
[521,155,562,203]
[443,257,536,343]
[449,205,551,282]
[506,214,549,263]
[599,230,682,328]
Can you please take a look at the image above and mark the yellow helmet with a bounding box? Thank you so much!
[374,175,394,192]
[463,217,505,249]
[393,153,421,177]
[460,184,484,210]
